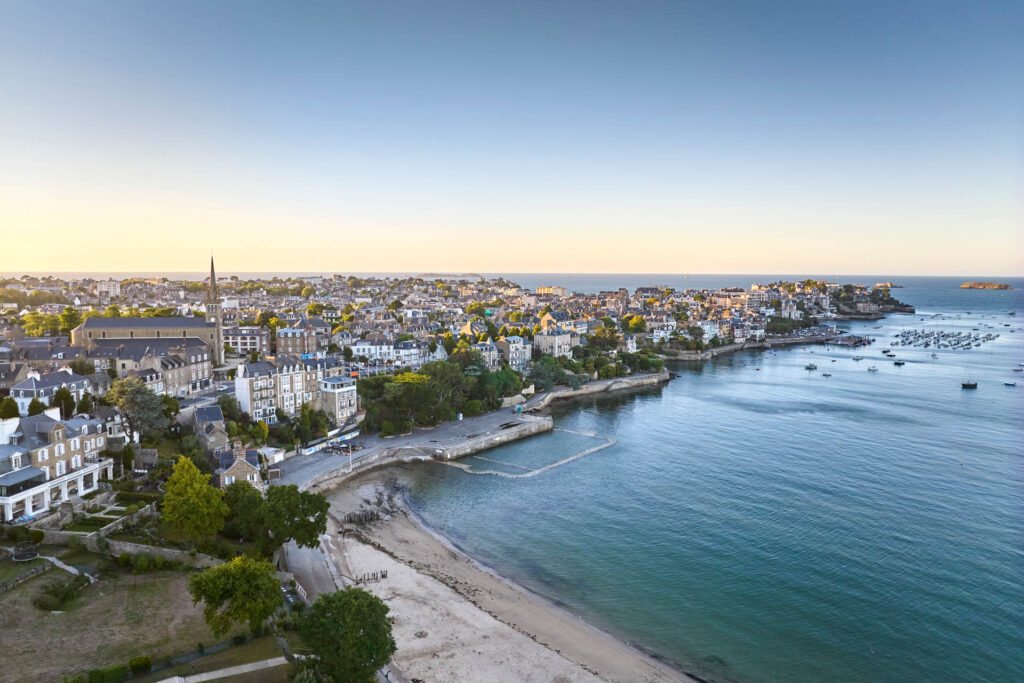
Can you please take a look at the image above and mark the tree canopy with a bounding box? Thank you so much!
[188,555,282,637]
[107,377,170,440]
[162,456,229,541]
[0,397,18,419]
[298,588,396,683]
[52,386,76,419]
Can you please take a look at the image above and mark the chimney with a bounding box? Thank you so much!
[232,439,246,461]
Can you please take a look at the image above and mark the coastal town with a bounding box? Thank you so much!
[0,264,917,681]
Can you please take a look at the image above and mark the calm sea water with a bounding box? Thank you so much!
[405,276,1024,682]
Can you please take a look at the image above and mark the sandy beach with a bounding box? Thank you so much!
[320,467,694,683]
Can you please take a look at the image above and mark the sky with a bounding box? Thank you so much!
[1,0,1022,276]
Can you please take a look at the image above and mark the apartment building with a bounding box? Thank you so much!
[0,408,114,522]
[494,336,532,372]
[319,376,359,427]
[10,369,92,416]
[88,338,213,397]
[223,326,271,357]
[234,355,345,424]
[275,327,316,356]
[533,328,573,358]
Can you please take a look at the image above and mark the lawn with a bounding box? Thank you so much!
[0,556,45,582]
[0,570,246,681]
[130,636,286,683]
[56,547,111,573]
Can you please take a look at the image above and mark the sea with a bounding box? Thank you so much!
[401,276,1024,683]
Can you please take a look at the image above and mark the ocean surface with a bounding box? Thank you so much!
[404,276,1024,683]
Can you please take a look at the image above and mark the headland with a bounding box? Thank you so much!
[960,281,1012,290]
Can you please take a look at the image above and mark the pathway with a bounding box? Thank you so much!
[155,656,287,682]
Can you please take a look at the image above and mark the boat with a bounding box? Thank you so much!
[852,355,863,361]
[893,360,905,366]
[1013,368,1023,372]
[868,365,878,372]
[1005,382,1016,387]
[822,373,832,377]
[931,353,938,359]
[805,363,817,370]
[962,381,978,389]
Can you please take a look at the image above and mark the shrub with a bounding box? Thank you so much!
[28,529,44,543]
[128,655,152,674]
[33,594,60,611]
[118,552,131,567]
[196,642,205,654]
[133,554,149,573]
[87,670,104,683]
[232,634,247,646]
[67,535,81,549]
[95,536,109,551]
[152,554,165,570]
[7,525,29,542]
[100,663,129,682]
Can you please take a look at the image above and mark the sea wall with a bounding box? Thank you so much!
[525,370,670,411]
[304,416,555,492]
[662,335,850,362]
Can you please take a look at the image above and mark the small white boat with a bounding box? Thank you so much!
[852,355,863,361]
[868,365,878,372]
[805,363,817,370]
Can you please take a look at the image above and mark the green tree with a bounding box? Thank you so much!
[68,358,95,376]
[121,444,135,475]
[256,484,328,556]
[342,346,354,361]
[59,307,82,336]
[104,304,122,318]
[162,456,228,541]
[0,397,18,419]
[307,302,325,316]
[27,398,47,416]
[188,556,282,637]
[161,395,180,420]
[301,286,315,298]
[222,481,264,540]
[107,377,170,440]
[76,393,94,414]
[218,394,243,422]
[52,386,76,419]
[298,587,396,683]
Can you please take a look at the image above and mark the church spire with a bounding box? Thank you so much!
[209,256,217,302]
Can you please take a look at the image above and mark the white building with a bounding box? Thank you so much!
[10,369,92,416]
[0,408,114,522]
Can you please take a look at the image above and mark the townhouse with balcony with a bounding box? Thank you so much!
[320,376,359,427]
[494,335,532,372]
[0,408,114,522]
[222,326,272,357]
[235,355,346,424]
[534,327,573,359]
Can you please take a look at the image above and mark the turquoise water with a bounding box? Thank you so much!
[406,277,1024,682]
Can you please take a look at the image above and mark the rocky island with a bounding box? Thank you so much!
[960,282,1012,290]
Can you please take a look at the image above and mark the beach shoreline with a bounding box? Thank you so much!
[322,467,696,683]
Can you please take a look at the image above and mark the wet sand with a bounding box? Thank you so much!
[322,468,693,683]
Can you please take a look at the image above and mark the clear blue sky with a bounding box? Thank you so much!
[1,0,1021,275]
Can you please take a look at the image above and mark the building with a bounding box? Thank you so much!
[275,327,317,356]
[235,355,345,424]
[215,441,265,493]
[0,408,114,522]
[536,286,568,297]
[71,259,224,365]
[193,405,229,454]
[495,336,532,372]
[471,340,500,370]
[222,326,271,357]
[88,338,213,397]
[10,369,92,416]
[320,376,359,427]
[533,328,573,358]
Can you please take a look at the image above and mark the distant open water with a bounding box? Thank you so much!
[405,276,1024,682]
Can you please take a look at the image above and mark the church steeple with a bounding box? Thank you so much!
[208,256,217,302]
[206,256,224,366]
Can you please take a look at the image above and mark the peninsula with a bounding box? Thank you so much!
[960,281,1012,290]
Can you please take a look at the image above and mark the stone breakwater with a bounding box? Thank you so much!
[525,370,671,411]
[298,372,672,494]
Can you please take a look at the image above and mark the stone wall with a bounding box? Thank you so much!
[526,370,670,410]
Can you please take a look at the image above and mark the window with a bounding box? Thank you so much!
[56,444,65,456]
[41,466,49,480]
[225,475,235,485]
[72,455,81,469]
[71,438,80,450]
[56,461,66,476]
[97,436,104,446]
[38,449,48,461]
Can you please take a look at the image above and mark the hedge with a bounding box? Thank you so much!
[114,491,162,504]
[127,655,151,674]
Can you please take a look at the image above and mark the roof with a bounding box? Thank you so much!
[11,370,90,392]
[194,406,225,424]
[0,466,45,487]
[79,317,213,330]
[216,450,260,472]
